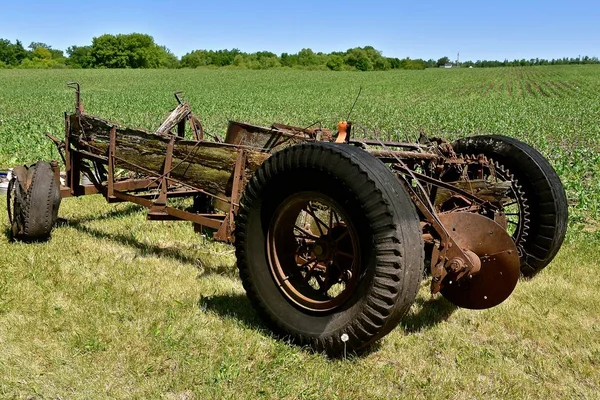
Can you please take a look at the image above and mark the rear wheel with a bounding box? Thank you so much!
[451,135,568,276]
[8,161,61,241]
[235,142,423,355]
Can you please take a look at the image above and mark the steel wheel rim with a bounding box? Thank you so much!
[267,192,361,313]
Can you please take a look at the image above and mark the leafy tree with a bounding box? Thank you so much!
[29,42,64,60]
[91,33,174,68]
[326,55,344,71]
[31,46,52,60]
[181,50,211,68]
[436,56,450,67]
[373,56,390,71]
[280,52,298,67]
[233,54,245,67]
[0,39,29,66]
[66,45,95,68]
[297,48,318,67]
[345,48,373,71]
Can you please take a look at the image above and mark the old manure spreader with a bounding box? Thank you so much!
[6,84,568,354]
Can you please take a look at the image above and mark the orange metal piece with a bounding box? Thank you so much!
[335,121,348,143]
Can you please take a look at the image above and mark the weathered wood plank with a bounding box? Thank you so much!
[155,103,190,136]
[69,113,269,195]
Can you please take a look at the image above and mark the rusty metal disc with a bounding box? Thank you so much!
[438,212,520,310]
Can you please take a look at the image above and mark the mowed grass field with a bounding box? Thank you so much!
[0,67,599,399]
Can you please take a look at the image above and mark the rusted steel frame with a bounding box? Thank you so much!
[176,136,276,152]
[213,150,246,243]
[50,161,61,188]
[369,149,439,160]
[60,178,160,198]
[371,135,479,293]
[67,82,83,114]
[397,177,478,293]
[228,121,314,141]
[64,112,75,193]
[108,126,117,199]
[149,136,176,214]
[69,151,82,196]
[392,164,499,210]
[132,189,207,200]
[111,190,223,230]
[45,133,66,166]
[271,123,320,136]
[188,114,204,141]
[349,139,429,149]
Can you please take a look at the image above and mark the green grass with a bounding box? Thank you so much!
[0,196,598,399]
[1,67,599,398]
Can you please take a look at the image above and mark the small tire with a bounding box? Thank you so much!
[235,142,423,355]
[8,161,61,241]
[452,135,568,276]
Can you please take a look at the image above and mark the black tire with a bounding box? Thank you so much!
[8,161,61,241]
[235,142,423,355]
[452,135,568,276]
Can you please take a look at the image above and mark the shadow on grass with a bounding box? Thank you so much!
[56,205,235,277]
[63,203,145,223]
[198,293,457,358]
[400,295,457,334]
[53,204,455,355]
[199,293,265,330]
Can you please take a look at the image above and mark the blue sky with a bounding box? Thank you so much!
[1,0,598,61]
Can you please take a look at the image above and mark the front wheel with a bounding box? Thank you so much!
[235,142,424,355]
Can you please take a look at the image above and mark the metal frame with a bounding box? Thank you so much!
[45,84,522,307]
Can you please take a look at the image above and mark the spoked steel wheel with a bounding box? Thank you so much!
[267,192,360,313]
[452,135,568,276]
[440,155,530,258]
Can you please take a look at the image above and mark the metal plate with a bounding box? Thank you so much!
[438,212,520,310]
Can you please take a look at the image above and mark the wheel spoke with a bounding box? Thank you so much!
[298,256,318,270]
[333,211,340,225]
[333,229,349,244]
[304,204,328,235]
[337,250,354,259]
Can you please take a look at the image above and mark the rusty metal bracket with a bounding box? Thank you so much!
[107,126,117,200]
[149,135,176,216]
[213,149,246,242]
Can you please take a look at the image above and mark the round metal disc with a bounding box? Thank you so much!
[438,212,520,310]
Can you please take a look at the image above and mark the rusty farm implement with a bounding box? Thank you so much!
[6,84,568,354]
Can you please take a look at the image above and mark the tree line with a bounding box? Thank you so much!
[1,33,598,71]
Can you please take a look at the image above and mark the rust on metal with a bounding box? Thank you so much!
[437,212,520,309]
[37,83,528,317]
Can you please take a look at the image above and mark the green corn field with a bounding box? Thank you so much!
[0,66,598,399]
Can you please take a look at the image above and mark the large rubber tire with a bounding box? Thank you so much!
[452,135,568,276]
[8,161,61,241]
[235,142,424,355]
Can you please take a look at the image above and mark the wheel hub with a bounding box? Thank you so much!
[267,193,360,313]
